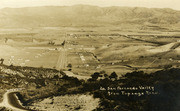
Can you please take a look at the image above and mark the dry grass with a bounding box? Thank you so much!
[28,94,100,111]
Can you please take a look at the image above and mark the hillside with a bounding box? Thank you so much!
[0,5,180,27]
[0,64,179,111]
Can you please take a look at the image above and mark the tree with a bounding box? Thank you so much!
[100,70,106,74]
[62,40,65,46]
[0,58,4,64]
[67,63,72,68]
[91,72,101,80]
[104,74,109,78]
[109,72,118,80]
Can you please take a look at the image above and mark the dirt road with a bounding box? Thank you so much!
[122,35,165,45]
[0,89,29,111]
[56,47,67,70]
[56,35,68,70]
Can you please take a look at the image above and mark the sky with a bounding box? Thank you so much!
[0,0,179,10]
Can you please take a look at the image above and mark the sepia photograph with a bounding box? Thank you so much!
[0,0,179,111]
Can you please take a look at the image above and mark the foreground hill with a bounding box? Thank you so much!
[0,5,180,27]
[0,64,179,111]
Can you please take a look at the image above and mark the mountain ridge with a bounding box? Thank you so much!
[0,5,179,27]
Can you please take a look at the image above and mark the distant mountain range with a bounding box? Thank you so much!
[0,5,179,27]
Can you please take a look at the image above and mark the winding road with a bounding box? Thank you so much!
[0,89,30,111]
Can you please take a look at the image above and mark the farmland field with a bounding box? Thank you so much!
[0,27,179,76]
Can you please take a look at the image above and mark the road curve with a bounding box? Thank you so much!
[7,92,29,111]
[0,90,31,111]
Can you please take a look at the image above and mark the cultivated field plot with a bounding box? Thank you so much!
[0,43,60,69]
